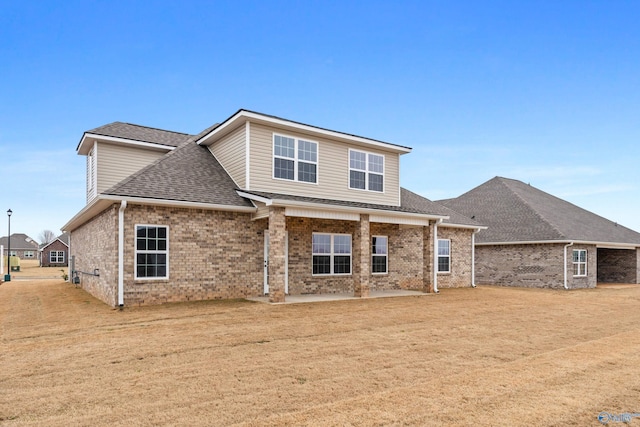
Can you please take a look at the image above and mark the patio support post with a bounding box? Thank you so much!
[268,206,286,303]
[354,214,370,297]
[423,221,435,293]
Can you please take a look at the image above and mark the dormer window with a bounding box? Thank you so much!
[273,134,318,184]
[349,149,384,192]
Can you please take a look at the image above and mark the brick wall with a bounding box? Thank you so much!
[41,240,69,267]
[597,248,639,284]
[123,205,265,306]
[476,243,597,289]
[287,217,356,294]
[437,227,474,288]
[70,205,119,306]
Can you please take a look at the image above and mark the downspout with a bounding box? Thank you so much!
[118,200,127,307]
[563,242,574,290]
[471,228,480,288]
[434,218,443,293]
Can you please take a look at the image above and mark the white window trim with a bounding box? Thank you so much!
[348,148,385,193]
[573,249,587,277]
[372,235,388,275]
[50,251,65,263]
[24,251,34,258]
[437,239,451,274]
[272,133,319,185]
[312,232,352,276]
[134,224,169,280]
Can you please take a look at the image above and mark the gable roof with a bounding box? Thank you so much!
[40,233,70,251]
[102,139,254,208]
[438,176,640,246]
[77,122,192,154]
[196,109,412,154]
[0,234,39,250]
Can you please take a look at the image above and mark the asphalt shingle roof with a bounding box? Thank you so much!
[103,140,254,208]
[240,188,481,226]
[0,234,39,249]
[438,176,640,245]
[85,122,192,148]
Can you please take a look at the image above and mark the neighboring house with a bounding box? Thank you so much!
[62,109,483,307]
[439,177,640,289]
[0,234,40,260]
[40,233,69,267]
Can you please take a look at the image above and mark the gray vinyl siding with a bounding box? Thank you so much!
[208,124,246,188]
[96,142,167,194]
[249,123,400,206]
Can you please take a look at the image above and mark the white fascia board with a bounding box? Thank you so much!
[62,198,113,232]
[236,191,273,205]
[439,223,488,231]
[77,133,178,155]
[197,110,412,154]
[99,194,257,212]
[237,191,448,222]
[476,239,639,249]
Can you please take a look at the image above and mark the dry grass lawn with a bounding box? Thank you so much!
[2,259,67,280]
[1,280,640,426]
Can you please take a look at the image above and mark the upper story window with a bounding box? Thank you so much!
[349,149,384,192]
[273,134,318,184]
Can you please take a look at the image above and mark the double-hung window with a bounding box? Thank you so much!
[312,233,351,275]
[50,251,65,263]
[24,251,34,258]
[349,150,384,192]
[135,225,168,279]
[372,236,388,274]
[573,249,587,276]
[273,134,318,183]
[437,239,450,273]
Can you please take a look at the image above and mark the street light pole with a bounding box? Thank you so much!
[5,209,11,282]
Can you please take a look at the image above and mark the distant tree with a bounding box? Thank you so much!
[39,230,57,245]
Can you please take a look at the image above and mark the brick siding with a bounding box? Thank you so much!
[41,240,69,267]
[596,248,639,284]
[70,203,475,306]
[475,243,597,289]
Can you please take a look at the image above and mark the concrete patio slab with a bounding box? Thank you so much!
[246,289,431,304]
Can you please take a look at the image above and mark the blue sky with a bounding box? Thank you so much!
[1,0,639,242]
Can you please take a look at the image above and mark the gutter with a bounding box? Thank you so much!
[471,228,482,288]
[563,242,574,290]
[118,200,127,307]
[433,218,443,293]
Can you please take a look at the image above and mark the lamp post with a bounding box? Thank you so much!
[5,209,11,282]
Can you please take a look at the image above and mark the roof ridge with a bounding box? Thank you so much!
[108,121,192,136]
[498,177,566,239]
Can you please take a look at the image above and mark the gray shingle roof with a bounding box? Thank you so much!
[85,122,192,148]
[0,234,40,250]
[103,141,254,208]
[239,188,481,226]
[438,176,640,245]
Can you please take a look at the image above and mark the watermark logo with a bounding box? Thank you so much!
[598,411,640,425]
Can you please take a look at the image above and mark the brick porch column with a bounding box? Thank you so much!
[354,214,370,297]
[423,221,435,293]
[268,206,286,303]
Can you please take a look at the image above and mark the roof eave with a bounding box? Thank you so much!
[476,239,640,249]
[77,133,178,155]
[236,190,448,221]
[197,110,412,154]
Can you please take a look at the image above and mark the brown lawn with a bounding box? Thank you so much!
[1,280,640,426]
[2,259,67,280]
